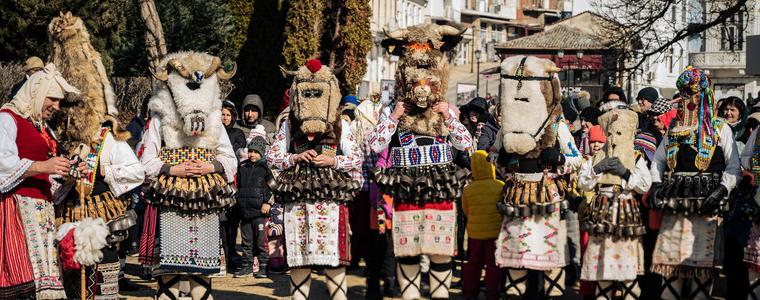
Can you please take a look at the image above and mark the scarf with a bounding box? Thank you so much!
[2,63,79,122]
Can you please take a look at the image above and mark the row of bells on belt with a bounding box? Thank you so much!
[152,186,236,212]
[497,200,568,218]
[580,221,646,237]
[653,197,728,216]
[273,164,360,202]
[373,165,470,200]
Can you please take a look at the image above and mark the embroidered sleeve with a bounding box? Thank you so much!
[101,133,145,197]
[624,156,653,195]
[719,125,741,191]
[368,113,397,153]
[0,113,33,193]
[335,121,364,174]
[139,115,165,180]
[557,122,581,172]
[445,111,473,152]
[266,119,294,171]
[215,129,238,182]
[577,159,599,192]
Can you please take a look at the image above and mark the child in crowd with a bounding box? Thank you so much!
[266,203,286,274]
[462,150,504,300]
[578,124,606,297]
[234,136,274,278]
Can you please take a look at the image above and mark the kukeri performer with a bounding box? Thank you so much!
[494,55,581,299]
[370,23,472,300]
[139,52,238,300]
[0,63,78,300]
[738,105,760,298]
[46,12,145,299]
[577,108,651,299]
[648,66,740,300]
[268,59,363,300]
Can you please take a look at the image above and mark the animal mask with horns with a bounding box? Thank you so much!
[280,59,343,142]
[499,55,563,158]
[148,51,236,148]
[382,23,465,136]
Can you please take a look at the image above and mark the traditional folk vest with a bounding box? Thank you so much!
[1,109,53,200]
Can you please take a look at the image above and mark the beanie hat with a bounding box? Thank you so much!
[601,86,627,104]
[588,125,606,143]
[579,107,602,125]
[634,132,658,161]
[247,136,267,155]
[636,87,659,103]
[577,90,591,111]
[341,95,359,107]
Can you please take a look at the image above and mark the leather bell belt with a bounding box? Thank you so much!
[497,176,567,218]
[374,164,471,204]
[579,187,646,237]
[272,163,360,204]
[147,173,236,214]
[654,172,727,216]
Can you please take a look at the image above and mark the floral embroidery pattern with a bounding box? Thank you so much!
[284,201,343,267]
[393,207,457,257]
[16,196,66,299]
[159,210,221,274]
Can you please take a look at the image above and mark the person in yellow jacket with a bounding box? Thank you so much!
[462,150,504,300]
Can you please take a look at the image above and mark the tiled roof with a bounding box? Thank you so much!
[497,25,612,50]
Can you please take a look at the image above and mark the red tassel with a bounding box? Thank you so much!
[59,229,80,271]
[306,59,322,73]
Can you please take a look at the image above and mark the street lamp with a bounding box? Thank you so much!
[475,49,482,97]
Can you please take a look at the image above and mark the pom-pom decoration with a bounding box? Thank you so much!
[306,59,322,73]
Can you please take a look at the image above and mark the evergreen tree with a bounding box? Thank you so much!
[334,0,372,96]
[281,0,322,69]
[157,0,237,65]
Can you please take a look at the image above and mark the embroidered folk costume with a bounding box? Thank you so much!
[268,59,363,300]
[649,66,740,300]
[494,55,581,298]
[139,52,238,300]
[371,23,471,300]
[0,64,78,299]
[46,13,145,300]
[577,108,651,299]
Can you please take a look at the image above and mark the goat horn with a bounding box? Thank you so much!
[167,59,191,79]
[204,56,222,79]
[383,28,408,39]
[545,64,562,74]
[436,25,466,36]
[332,63,345,74]
[279,65,299,77]
[150,66,169,82]
[216,62,236,80]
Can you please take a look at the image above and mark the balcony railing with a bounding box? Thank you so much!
[689,51,745,69]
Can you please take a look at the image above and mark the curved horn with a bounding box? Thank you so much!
[383,28,408,39]
[279,65,300,77]
[332,64,345,74]
[166,59,191,79]
[216,62,237,80]
[436,25,466,36]
[543,60,562,73]
[150,66,168,82]
[204,56,222,79]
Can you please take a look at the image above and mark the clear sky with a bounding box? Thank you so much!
[572,0,593,15]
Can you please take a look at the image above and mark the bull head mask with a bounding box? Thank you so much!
[280,59,342,140]
[150,52,236,137]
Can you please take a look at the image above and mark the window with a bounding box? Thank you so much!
[720,13,745,51]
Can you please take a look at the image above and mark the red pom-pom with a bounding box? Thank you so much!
[59,229,80,271]
[306,59,322,73]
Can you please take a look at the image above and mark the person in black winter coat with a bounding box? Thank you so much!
[460,97,499,151]
[223,100,248,154]
[221,100,247,271]
[234,136,274,278]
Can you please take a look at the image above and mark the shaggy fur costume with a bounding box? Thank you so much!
[382,23,465,137]
[148,52,227,149]
[48,12,128,154]
[499,55,562,158]
[282,59,343,144]
[592,109,638,185]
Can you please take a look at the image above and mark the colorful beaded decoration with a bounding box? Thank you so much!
[159,147,216,165]
[668,66,718,171]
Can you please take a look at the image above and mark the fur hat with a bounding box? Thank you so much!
[588,125,606,143]
[23,56,44,72]
[636,87,659,103]
[247,135,267,155]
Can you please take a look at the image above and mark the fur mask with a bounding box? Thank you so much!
[49,11,128,154]
[281,59,342,142]
[382,23,465,137]
[148,51,236,149]
[499,55,562,158]
[592,109,638,185]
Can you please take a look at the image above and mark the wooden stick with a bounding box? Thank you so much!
[79,178,87,300]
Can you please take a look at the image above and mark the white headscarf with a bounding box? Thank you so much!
[2,63,79,121]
